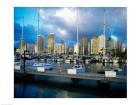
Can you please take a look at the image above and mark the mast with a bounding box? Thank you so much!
[20,16,24,54]
[37,8,40,36]
[21,16,24,40]
[77,8,79,46]
[103,9,106,58]
[36,8,40,56]
[76,8,79,56]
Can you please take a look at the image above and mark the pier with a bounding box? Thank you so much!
[14,69,127,83]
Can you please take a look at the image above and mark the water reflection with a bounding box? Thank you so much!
[15,76,126,98]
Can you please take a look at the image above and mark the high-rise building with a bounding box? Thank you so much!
[91,36,98,55]
[90,35,104,55]
[106,36,118,57]
[67,46,74,55]
[106,37,115,50]
[19,39,27,54]
[80,35,88,55]
[54,44,65,55]
[117,41,122,54]
[47,33,55,55]
[61,39,67,54]
[27,43,35,54]
[88,42,90,55]
[37,35,45,55]
[106,37,114,57]
[74,43,79,55]
[35,45,37,54]
[98,35,105,53]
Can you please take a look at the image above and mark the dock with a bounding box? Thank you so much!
[14,69,127,83]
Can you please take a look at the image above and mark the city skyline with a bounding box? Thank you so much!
[14,7,127,48]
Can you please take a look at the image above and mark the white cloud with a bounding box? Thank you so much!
[111,35,118,41]
[55,8,76,26]
[57,28,67,38]
[37,7,126,41]
[39,8,48,20]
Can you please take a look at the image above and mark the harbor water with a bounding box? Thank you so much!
[14,62,127,98]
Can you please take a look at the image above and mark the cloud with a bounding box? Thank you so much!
[57,28,67,37]
[14,22,37,44]
[14,7,127,47]
[55,8,77,26]
[39,8,48,20]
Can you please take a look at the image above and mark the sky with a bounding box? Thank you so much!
[14,7,127,48]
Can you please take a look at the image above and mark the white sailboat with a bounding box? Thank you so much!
[67,8,85,74]
[101,9,119,77]
[32,63,53,70]
[102,9,111,63]
[65,59,71,63]
[14,62,22,70]
[14,17,25,70]
[102,9,108,63]
[31,8,53,72]
[113,48,119,63]
[74,8,85,72]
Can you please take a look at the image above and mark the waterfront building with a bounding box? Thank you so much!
[80,35,88,55]
[106,37,117,50]
[54,43,65,55]
[74,43,79,55]
[106,37,113,49]
[37,35,45,55]
[35,45,37,54]
[19,39,27,54]
[88,42,91,55]
[90,35,104,55]
[106,36,117,57]
[61,39,67,54]
[47,33,55,55]
[67,46,74,55]
[27,43,35,54]
[98,34,105,54]
[91,36,98,55]
[117,41,122,54]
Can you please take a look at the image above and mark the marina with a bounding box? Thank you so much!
[14,7,127,98]
[14,61,127,83]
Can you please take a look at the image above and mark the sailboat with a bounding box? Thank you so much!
[113,48,119,63]
[102,10,119,64]
[100,9,119,77]
[67,8,86,75]
[102,9,112,63]
[31,8,53,72]
[74,8,86,73]
[14,17,25,70]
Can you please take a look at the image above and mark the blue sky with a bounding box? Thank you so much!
[14,7,127,48]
